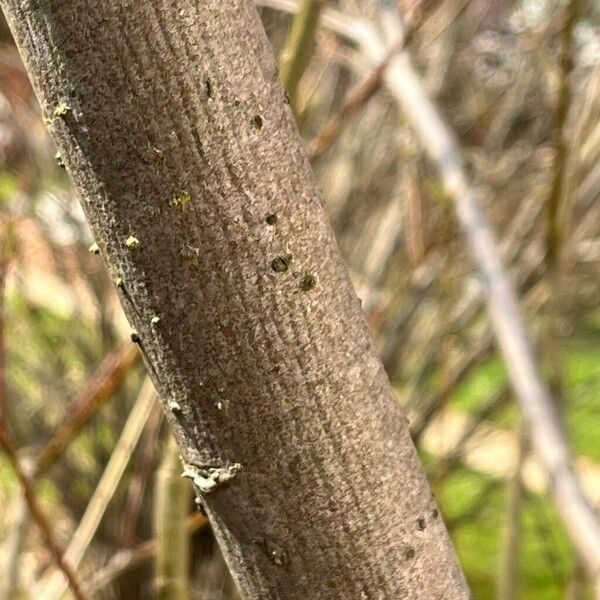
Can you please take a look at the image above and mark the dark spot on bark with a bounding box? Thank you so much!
[130,332,141,344]
[143,146,163,164]
[251,114,263,131]
[115,156,126,170]
[169,401,182,414]
[254,538,287,567]
[181,243,200,263]
[300,273,317,292]
[431,508,439,519]
[265,213,278,225]
[233,99,241,107]
[284,90,291,105]
[271,254,292,273]
[205,78,213,98]
[288,455,301,475]
[404,547,415,560]
[270,546,287,567]
[417,517,426,531]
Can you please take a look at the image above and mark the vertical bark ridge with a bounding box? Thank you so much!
[1,1,469,598]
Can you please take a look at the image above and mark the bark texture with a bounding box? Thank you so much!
[1,1,469,598]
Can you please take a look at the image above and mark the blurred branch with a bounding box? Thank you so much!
[546,0,578,277]
[0,424,88,600]
[544,0,579,403]
[438,385,511,472]
[362,3,600,586]
[0,220,86,598]
[257,0,373,47]
[86,513,208,596]
[35,341,140,475]
[154,434,190,600]
[279,0,326,116]
[447,478,501,531]
[37,377,157,600]
[307,41,399,161]
[1,494,29,599]
[0,216,17,421]
[307,0,442,162]
[411,332,494,442]
[121,400,163,548]
[498,427,527,600]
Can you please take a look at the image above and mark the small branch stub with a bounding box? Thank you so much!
[181,462,242,494]
[53,102,71,117]
[125,235,141,249]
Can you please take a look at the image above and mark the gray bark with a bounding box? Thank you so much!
[0,1,469,598]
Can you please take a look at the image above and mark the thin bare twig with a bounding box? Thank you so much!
[86,513,208,595]
[121,401,163,548]
[0,424,88,600]
[371,5,600,586]
[543,0,579,403]
[307,0,442,161]
[37,377,157,600]
[307,41,399,161]
[279,0,326,116]
[498,426,527,600]
[35,341,140,475]
[0,220,88,598]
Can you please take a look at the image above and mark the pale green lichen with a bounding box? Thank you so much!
[151,316,160,325]
[168,192,191,210]
[125,235,140,249]
[53,102,71,117]
[88,242,100,255]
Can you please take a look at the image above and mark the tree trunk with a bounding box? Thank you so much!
[1,1,469,598]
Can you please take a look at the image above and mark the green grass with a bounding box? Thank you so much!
[447,340,600,461]
[438,467,585,599]
[429,333,600,598]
